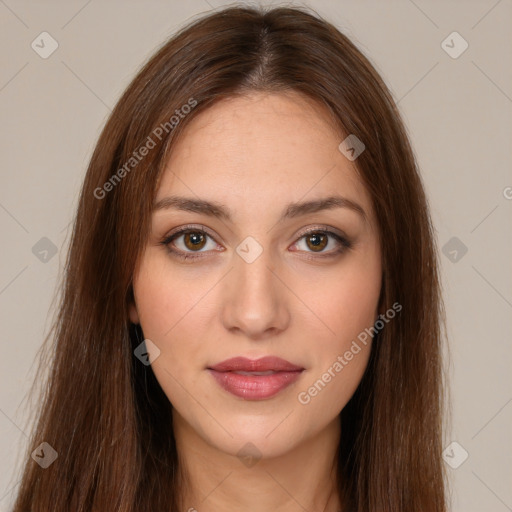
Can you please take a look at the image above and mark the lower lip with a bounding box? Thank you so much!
[207,369,303,400]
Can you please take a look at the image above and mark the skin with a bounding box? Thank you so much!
[129,91,382,512]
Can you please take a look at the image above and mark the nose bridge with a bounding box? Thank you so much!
[237,249,275,298]
[220,242,289,337]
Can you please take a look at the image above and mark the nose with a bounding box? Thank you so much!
[220,248,291,340]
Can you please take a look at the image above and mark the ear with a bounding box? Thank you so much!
[128,287,140,324]
[127,282,140,324]
[129,302,140,324]
[128,302,140,324]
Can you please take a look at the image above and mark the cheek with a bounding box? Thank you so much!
[296,344,371,423]
[293,262,380,414]
[134,257,209,339]
[133,259,214,383]
[292,250,381,347]
[290,249,380,409]
[293,281,376,404]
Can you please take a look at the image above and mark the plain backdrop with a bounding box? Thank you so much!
[1,1,511,511]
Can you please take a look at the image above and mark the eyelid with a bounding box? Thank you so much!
[161,224,224,256]
[295,224,349,241]
[164,223,219,242]
[160,223,351,259]
[290,225,352,257]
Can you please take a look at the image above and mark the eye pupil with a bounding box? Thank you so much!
[184,232,206,250]
[307,233,327,251]
[166,228,345,259]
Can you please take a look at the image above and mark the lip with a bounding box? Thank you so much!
[207,357,305,400]
[208,356,304,372]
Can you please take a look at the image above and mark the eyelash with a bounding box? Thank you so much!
[160,224,352,262]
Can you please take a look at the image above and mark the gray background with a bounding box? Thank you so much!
[1,0,511,510]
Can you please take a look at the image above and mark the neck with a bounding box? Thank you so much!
[174,413,342,512]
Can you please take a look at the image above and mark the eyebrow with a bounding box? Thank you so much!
[153,195,367,224]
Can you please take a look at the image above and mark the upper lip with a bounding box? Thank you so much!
[208,356,304,372]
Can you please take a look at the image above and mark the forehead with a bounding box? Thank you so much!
[156,91,374,225]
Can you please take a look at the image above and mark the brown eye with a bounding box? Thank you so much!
[183,231,207,251]
[305,232,328,252]
[292,229,352,257]
[161,225,351,262]
[161,227,219,260]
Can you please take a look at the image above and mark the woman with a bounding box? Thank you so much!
[13,6,447,511]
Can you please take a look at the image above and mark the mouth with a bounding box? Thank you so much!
[207,356,305,400]
[208,356,304,373]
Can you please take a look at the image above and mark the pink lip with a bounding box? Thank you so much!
[208,356,304,373]
[207,357,304,400]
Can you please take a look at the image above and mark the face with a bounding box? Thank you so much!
[129,91,382,459]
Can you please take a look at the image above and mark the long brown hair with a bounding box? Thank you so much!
[12,6,447,511]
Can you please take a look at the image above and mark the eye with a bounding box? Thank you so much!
[291,228,352,257]
[160,225,352,261]
[160,225,221,260]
